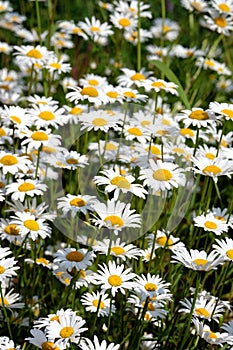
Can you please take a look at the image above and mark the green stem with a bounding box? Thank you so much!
[35,0,42,44]
[137,0,141,72]
[0,283,12,339]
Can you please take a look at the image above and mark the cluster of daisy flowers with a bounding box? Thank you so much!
[0,0,233,349]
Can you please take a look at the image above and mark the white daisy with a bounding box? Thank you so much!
[78,110,121,132]
[93,260,136,296]
[110,12,137,31]
[6,179,47,202]
[27,104,67,129]
[175,108,215,128]
[147,230,185,251]
[208,101,233,121]
[213,237,233,261]
[21,128,61,151]
[26,328,65,350]
[140,78,178,95]
[203,11,233,36]
[193,212,229,235]
[57,194,97,217]
[0,288,24,309]
[53,150,89,170]
[134,273,171,301]
[54,247,95,272]
[66,85,109,106]
[80,291,115,317]
[79,335,120,350]
[78,16,113,42]
[117,68,151,88]
[14,45,53,66]
[0,151,31,175]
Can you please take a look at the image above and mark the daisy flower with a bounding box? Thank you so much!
[175,108,215,128]
[221,320,233,335]
[27,94,59,106]
[46,56,71,74]
[27,104,67,129]
[53,267,95,289]
[66,85,109,106]
[140,159,186,192]
[140,78,178,95]
[114,0,152,18]
[117,68,151,88]
[1,105,32,130]
[92,199,141,235]
[64,104,87,124]
[54,248,95,272]
[46,312,87,348]
[213,237,233,261]
[128,295,168,321]
[0,41,12,54]
[0,151,31,175]
[93,260,136,297]
[93,237,143,260]
[80,291,116,317]
[141,247,157,262]
[181,0,208,12]
[0,1,13,12]
[78,16,113,42]
[14,45,53,66]
[208,101,233,121]
[53,150,89,170]
[110,12,137,31]
[79,73,108,89]
[103,85,124,103]
[78,110,121,132]
[203,11,233,35]
[0,336,21,350]
[27,328,65,350]
[192,318,233,346]
[147,230,185,251]
[57,194,97,217]
[124,28,152,45]
[0,288,24,309]
[79,335,120,350]
[21,128,61,151]
[193,212,229,235]
[190,155,233,182]
[151,18,180,41]
[11,211,52,241]
[94,166,147,200]
[0,255,19,283]
[118,87,148,103]
[6,179,47,202]
[171,247,224,271]
[180,295,227,322]
[212,0,233,14]
[123,124,151,143]
[134,273,171,301]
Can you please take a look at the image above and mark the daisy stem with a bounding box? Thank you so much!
[35,0,42,44]
[35,144,42,179]
[198,176,209,214]
[216,120,226,157]
[137,0,141,72]
[160,0,166,49]
[179,273,202,350]
[28,64,35,96]
[0,282,12,339]
[116,102,128,161]
[106,294,113,338]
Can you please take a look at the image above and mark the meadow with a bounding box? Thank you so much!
[0,0,233,349]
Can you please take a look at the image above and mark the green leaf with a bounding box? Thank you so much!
[152,60,191,109]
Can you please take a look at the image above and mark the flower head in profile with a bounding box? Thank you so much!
[79,335,120,350]
[175,108,215,128]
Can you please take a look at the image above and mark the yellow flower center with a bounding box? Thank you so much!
[18,182,35,192]
[0,297,9,305]
[42,342,59,350]
[144,282,157,291]
[119,18,131,27]
[205,153,215,160]
[66,251,84,262]
[0,265,6,274]
[36,258,49,265]
[151,81,166,88]
[70,107,83,115]
[153,169,172,181]
[4,224,20,236]
[10,115,21,124]
[208,331,218,339]
[156,236,173,247]
[173,147,184,154]
[69,198,86,207]
[131,73,146,81]
[105,142,117,151]
[180,128,195,137]
[81,86,98,97]
[205,59,215,67]
[110,176,131,189]
[163,25,170,33]
[0,154,18,165]
[92,299,105,309]
[0,128,6,137]
[226,249,233,260]
[218,3,230,12]
[73,27,83,34]
[146,145,161,155]
[108,274,122,286]
[88,79,99,86]
[141,120,151,127]
[66,158,78,165]
[59,326,74,338]
[111,246,125,255]
[127,127,142,136]
[49,62,61,69]
[124,91,136,98]
[104,215,124,227]
[221,108,233,118]
[26,48,43,59]
[39,111,55,121]
[203,165,222,175]
[204,221,217,230]
[24,219,39,231]
[189,110,209,120]
[195,307,210,317]
[90,26,100,32]
[106,91,119,98]
[31,131,49,141]
[214,17,227,27]
[50,315,60,322]
[92,117,107,126]
[191,2,203,11]
[193,258,208,266]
